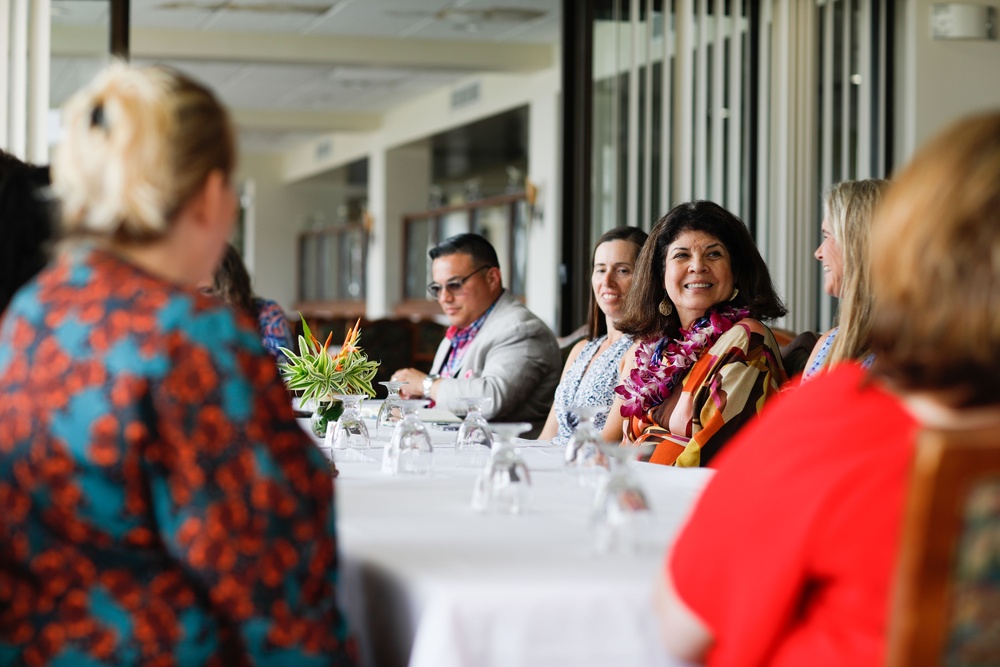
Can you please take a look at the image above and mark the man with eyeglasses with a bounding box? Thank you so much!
[391,233,560,437]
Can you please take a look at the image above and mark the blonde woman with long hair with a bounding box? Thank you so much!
[802,179,890,380]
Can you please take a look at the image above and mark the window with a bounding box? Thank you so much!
[401,193,530,310]
[297,223,368,317]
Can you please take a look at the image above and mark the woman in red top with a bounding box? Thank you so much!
[658,112,1000,666]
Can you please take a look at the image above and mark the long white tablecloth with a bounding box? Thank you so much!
[300,415,712,667]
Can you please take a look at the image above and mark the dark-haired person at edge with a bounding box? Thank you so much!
[200,242,294,364]
[0,64,356,665]
[601,201,787,466]
[392,233,561,437]
[0,150,53,317]
[539,226,648,444]
[659,112,1000,667]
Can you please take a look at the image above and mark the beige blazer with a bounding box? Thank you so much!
[431,291,560,437]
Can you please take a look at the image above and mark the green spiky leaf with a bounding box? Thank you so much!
[279,316,381,401]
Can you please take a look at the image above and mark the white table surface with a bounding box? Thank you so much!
[298,412,712,667]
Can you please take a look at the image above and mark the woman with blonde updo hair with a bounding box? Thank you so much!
[0,64,356,665]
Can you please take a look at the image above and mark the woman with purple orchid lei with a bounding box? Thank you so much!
[616,306,750,419]
[600,201,788,467]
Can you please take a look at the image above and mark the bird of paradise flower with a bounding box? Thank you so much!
[279,316,380,404]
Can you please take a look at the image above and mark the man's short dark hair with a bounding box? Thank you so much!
[429,233,500,268]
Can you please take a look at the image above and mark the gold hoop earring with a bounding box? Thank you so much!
[729,287,740,302]
[658,297,673,316]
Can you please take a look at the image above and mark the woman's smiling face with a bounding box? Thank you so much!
[663,230,734,329]
[591,239,640,323]
[814,216,844,297]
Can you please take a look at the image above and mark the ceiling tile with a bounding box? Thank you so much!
[50,0,561,153]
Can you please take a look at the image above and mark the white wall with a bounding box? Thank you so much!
[236,153,334,312]
[525,84,561,331]
[367,141,432,318]
[898,0,1000,162]
[278,64,563,330]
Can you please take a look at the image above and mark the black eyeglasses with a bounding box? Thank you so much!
[427,265,490,299]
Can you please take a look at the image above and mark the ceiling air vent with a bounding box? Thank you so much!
[451,81,481,110]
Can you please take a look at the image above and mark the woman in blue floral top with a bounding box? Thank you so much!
[0,64,356,666]
[201,243,294,364]
[539,227,648,444]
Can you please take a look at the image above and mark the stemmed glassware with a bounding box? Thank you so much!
[376,381,407,439]
[328,394,370,460]
[592,443,656,554]
[564,406,610,487]
[454,397,493,468]
[472,422,532,515]
[382,400,433,475]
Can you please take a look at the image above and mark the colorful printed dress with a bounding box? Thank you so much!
[801,326,875,382]
[254,297,294,364]
[0,247,356,666]
[625,321,785,467]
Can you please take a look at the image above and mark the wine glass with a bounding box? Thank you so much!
[592,443,656,555]
[382,400,433,475]
[328,395,370,459]
[454,397,493,468]
[376,381,407,439]
[564,406,610,487]
[472,422,532,515]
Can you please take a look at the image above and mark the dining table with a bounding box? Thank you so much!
[298,403,712,667]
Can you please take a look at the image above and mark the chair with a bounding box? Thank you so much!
[778,330,818,378]
[356,318,418,396]
[557,323,588,368]
[768,327,818,379]
[886,426,1000,667]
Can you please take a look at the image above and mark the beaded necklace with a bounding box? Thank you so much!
[616,306,749,419]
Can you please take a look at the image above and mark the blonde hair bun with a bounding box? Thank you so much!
[53,62,234,242]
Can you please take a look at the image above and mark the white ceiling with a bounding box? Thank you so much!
[51,0,561,153]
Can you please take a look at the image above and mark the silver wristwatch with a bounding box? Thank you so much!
[422,374,439,397]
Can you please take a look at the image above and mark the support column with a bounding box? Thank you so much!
[526,85,561,332]
[28,0,50,163]
[367,141,431,319]
[0,0,10,149]
[9,0,28,157]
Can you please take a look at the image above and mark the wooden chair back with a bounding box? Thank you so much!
[886,426,1000,667]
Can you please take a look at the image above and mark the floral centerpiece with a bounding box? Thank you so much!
[280,317,380,437]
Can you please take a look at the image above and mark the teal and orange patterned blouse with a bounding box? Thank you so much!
[0,246,356,666]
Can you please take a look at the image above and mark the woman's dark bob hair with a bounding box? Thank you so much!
[616,200,786,341]
[212,243,256,319]
[587,226,648,340]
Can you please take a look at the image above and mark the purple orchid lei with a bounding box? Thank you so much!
[615,306,750,419]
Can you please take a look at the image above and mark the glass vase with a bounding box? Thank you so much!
[310,398,344,438]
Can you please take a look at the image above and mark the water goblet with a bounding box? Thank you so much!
[376,381,407,439]
[592,443,656,555]
[564,406,610,487]
[472,422,533,515]
[454,397,494,469]
[382,400,433,475]
[327,395,370,460]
